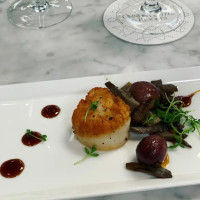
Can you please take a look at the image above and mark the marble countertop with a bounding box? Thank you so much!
[0,0,200,199]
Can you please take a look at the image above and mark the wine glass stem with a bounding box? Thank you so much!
[141,0,161,13]
[32,0,49,12]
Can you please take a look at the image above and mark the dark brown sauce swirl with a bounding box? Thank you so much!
[0,159,25,178]
[41,105,60,118]
[22,131,42,146]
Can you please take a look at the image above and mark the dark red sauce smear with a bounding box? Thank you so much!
[182,95,193,108]
[22,131,42,146]
[0,159,25,178]
[41,105,60,118]
[182,89,200,108]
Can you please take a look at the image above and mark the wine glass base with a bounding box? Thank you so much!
[103,0,194,45]
[7,0,72,29]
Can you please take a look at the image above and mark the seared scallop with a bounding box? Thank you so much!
[72,87,131,150]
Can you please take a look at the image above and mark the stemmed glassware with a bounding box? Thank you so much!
[116,0,185,35]
[7,0,72,29]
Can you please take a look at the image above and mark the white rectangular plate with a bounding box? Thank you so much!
[1,67,200,200]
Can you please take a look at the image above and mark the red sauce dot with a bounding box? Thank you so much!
[0,159,25,178]
[181,89,200,108]
[22,131,42,146]
[41,105,60,118]
[182,95,193,108]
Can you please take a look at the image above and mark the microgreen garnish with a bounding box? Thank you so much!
[74,146,99,165]
[84,101,99,122]
[143,113,157,125]
[26,129,47,141]
[149,95,200,148]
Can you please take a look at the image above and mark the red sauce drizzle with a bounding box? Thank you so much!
[22,131,42,146]
[0,159,25,178]
[182,89,200,108]
[41,105,60,118]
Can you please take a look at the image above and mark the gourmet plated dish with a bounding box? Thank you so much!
[1,77,200,181]
[72,79,200,178]
[2,68,200,200]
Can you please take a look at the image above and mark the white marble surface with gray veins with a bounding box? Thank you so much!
[0,0,200,199]
[0,0,200,85]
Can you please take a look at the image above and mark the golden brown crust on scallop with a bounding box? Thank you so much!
[72,87,130,137]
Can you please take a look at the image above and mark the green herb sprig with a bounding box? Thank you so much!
[26,129,47,141]
[74,146,99,165]
[143,113,157,125]
[144,94,200,149]
[84,101,99,122]
[151,95,200,148]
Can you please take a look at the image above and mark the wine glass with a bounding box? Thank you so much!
[7,0,72,29]
[116,0,185,35]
